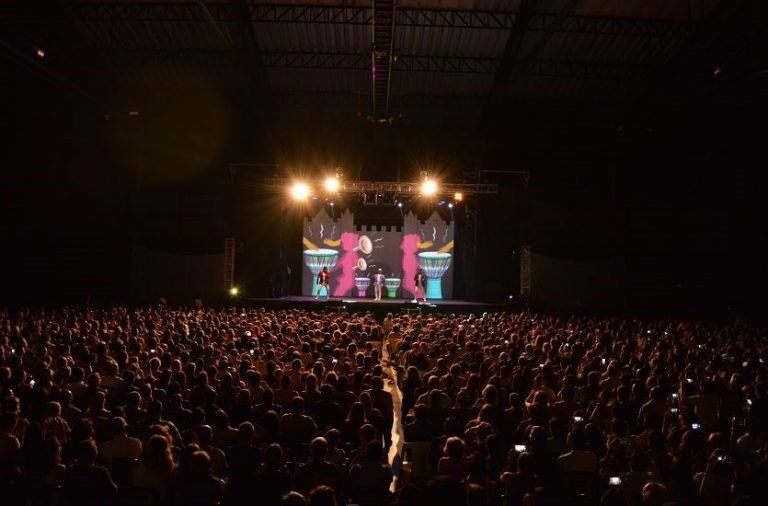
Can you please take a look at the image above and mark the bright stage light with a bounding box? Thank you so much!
[323,176,340,193]
[420,178,438,197]
[229,287,239,296]
[454,192,464,203]
[289,181,311,201]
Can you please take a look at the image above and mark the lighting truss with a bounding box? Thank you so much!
[372,0,397,121]
[263,178,498,196]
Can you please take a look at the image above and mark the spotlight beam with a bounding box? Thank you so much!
[323,176,341,193]
[289,181,311,201]
[420,179,438,197]
[266,178,500,196]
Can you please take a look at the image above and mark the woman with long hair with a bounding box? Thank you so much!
[132,434,175,502]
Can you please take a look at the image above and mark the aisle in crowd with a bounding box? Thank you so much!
[0,306,766,506]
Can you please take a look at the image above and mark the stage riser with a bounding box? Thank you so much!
[241,297,504,317]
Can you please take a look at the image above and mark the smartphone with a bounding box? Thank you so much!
[29,379,35,387]
[573,416,584,423]
[686,378,693,384]
[716,455,725,462]
[691,423,701,430]
[601,358,606,365]
[609,477,621,486]
[514,444,527,453]
[672,393,679,399]
[670,408,679,414]
[747,399,753,406]
[332,358,338,365]
[150,349,156,353]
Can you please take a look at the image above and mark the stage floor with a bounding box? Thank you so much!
[243,296,503,315]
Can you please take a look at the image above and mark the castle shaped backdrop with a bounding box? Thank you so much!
[301,209,454,299]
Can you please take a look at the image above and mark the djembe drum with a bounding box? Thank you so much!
[354,277,370,297]
[417,252,452,300]
[303,248,339,296]
[384,278,401,298]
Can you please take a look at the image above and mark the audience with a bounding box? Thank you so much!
[0,306,765,506]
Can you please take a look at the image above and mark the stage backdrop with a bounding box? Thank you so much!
[301,209,454,299]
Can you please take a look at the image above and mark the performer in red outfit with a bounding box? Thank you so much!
[315,266,331,300]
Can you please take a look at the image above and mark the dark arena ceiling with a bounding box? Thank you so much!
[2,0,766,129]
[0,1,767,310]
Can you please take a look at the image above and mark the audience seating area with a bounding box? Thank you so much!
[0,307,766,506]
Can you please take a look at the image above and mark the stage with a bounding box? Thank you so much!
[243,296,505,317]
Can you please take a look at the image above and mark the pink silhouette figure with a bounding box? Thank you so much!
[400,234,420,299]
[333,232,359,297]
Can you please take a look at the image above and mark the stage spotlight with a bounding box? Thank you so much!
[448,203,454,209]
[397,202,403,208]
[229,287,239,297]
[289,181,311,201]
[454,192,464,203]
[323,176,340,193]
[420,178,438,197]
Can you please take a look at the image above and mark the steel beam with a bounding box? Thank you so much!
[1,3,696,37]
[528,12,697,38]
[98,49,648,81]
[504,0,581,91]
[490,0,536,97]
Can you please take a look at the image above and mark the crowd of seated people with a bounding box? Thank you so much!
[0,307,392,506]
[390,312,767,506]
[0,306,765,506]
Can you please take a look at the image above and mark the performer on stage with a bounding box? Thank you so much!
[373,268,386,301]
[315,266,331,300]
[413,267,427,303]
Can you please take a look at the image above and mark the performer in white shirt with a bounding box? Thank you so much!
[373,268,386,301]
